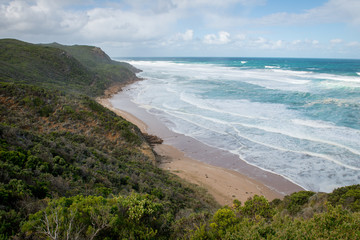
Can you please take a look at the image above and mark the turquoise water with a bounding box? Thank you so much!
[117,57,360,192]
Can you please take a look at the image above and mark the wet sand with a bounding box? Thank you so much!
[97,86,304,205]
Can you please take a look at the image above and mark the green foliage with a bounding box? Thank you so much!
[22,193,167,239]
[328,185,360,211]
[239,195,275,220]
[0,209,22,238]
[210,207,238,237]
[282,190,315,215]
[191,195,360,240]
[0,82,218,239]
[0,39,139,97]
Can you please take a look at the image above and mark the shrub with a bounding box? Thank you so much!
[283,191,315,215]
[239,195,275,220]
[21,193,165,240]
[328,185,360,211]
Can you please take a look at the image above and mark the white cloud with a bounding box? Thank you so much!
[257,0,360,26]
[0,0,87,35]
[202,0,360,31]
[176,29,194,41]
[312,40,319,45]
[330,38,343,44]
[234,34,246,40]
[347,41,360,47]
[247,37,284,50]
[0,0,358,58]
[0,0,178,42]
[290,39,320,47]
[174,0,266,8]
[204,31,230,45]
[80,8,177,42]
[160,29,194,46]
[122,0,177,14]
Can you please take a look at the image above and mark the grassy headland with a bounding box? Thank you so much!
[0,39,359,239]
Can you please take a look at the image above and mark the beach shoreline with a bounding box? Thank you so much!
[97,83,304,205]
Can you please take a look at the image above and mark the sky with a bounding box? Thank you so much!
[1,0,360,58]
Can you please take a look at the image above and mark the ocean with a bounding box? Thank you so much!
[116,57,360,192]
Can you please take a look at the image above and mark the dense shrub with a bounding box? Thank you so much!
[190,197,360,240]
[22,193,165,239]
[282,190,315,215]
[328,185,360,211]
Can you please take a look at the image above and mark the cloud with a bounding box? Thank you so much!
[0,0,87,35]
[175,29,194,41]
[291,39,320,47]
[246,37,284,50]
[174,0,266,8]
[0,0,179,43]
[160,29,194,46]
[203,0,360,31]
[347,41,360,47]
[330,38,343,44]
[257,0,360,26]
[204,31,230,45]
[80,7,176,42]
[0,0,358,58]
[122,0,177,14]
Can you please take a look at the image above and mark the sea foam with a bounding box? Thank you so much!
[119,58,360,192]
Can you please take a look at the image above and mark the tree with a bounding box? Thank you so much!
[21,193,164,240]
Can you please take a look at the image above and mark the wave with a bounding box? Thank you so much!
[159,97,360,169]
[230,126,360,171]
[122,58,360,192]
[178,93,270,120]
[291,119,335,129]
[265,65,280,69]
[154,106,360,192]
[238,122,360,160]
[133,59,360,91]
[313,72,360,83]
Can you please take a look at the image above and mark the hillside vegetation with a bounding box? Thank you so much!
[0,39,138,96]
[0,39,359,239]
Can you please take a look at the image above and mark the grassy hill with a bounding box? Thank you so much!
[0,39,138,96]
[0,39,359,239]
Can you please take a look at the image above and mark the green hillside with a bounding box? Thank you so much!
[0,39,359,239]
[0,39,218,239]
[0,39,138,96]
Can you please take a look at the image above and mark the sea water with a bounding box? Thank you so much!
[116,57,360,192]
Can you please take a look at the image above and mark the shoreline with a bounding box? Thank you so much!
[97,84,304,205]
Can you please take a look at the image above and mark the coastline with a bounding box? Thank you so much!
[97,84,304,205]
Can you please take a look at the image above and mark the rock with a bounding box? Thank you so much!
[143,133,163,146]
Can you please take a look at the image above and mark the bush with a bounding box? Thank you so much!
[328,185,360,211]
[239,195,275,220]
[283,191,315,215]
[22,193,165,240]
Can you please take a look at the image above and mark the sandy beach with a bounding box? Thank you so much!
[97,85,304,206]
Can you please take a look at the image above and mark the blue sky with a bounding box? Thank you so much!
[1,0,360,58]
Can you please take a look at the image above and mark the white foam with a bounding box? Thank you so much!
[292,119,335,129]
[118,59,360,192]
[237,122,360,164]
[179,93,270,120]
[230,126,360,171]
